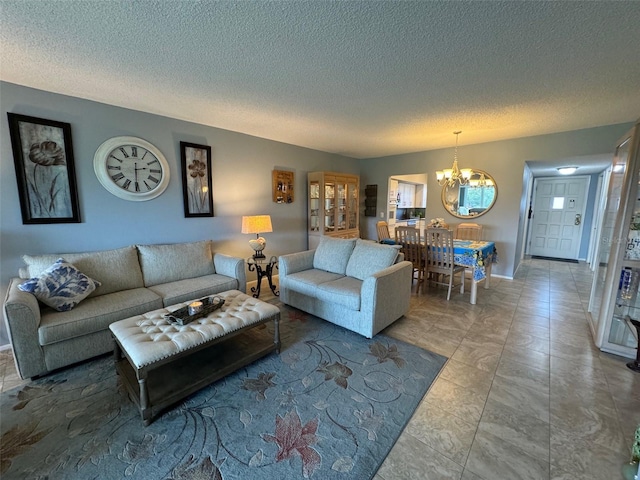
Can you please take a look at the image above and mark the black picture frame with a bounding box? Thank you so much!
[180,141,214,217]
[7,113,81,224]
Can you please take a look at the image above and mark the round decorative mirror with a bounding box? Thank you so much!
[441,169,497,219]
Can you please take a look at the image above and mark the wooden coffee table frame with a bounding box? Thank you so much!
[113,312,280,425]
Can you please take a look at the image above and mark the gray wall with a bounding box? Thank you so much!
[1,80,633,349]
[0,81,358,346]
[359,124,633,279]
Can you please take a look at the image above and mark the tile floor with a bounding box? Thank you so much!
[1,258,638,479]
[376,258,640,480]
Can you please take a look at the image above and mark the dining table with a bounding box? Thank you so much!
[452,239,498,304]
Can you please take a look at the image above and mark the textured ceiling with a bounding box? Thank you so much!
[2,1,639,159]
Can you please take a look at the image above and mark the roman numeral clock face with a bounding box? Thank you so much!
[106,146,162,192]
[94,137,170,201]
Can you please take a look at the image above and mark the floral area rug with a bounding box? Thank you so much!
[0,304,446,480]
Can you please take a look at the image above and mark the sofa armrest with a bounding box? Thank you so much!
[360,260,413,335]
[3,278,47,379]
[279,250,316,277]
[213,253,246,293]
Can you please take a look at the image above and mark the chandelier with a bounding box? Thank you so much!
[436,131,473,187]
[469,172,494,187]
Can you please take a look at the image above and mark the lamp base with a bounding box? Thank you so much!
[249,237,267,260]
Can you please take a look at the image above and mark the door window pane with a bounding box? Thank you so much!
[552,197,565,209]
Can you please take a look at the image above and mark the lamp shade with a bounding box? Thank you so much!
[241,215,273,234]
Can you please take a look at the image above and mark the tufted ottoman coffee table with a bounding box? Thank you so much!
[109,289,280,425]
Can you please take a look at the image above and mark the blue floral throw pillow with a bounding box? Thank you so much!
[18,258,101,312]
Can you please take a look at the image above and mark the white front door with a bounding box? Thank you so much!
[528,176,590,260]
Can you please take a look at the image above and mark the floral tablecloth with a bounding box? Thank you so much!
[453,240,498,281]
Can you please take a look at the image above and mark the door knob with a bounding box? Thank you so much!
[575,214,582,225]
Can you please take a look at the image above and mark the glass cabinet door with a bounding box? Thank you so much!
[337,179,347,231]
[589,142,627,341]
[324,177,335,232]
[309,181,320,233]
[348,180,358,229]
[613,130,640,349]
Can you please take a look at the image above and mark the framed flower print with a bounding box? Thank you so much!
[7,113,81,224]
[180,141,214,217]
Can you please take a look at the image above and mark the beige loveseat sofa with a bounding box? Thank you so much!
[3,240,246,379]
[279,237,413,338]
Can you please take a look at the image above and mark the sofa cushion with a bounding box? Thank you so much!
[281,269,344,297]
[147,274,239,306]
[38,287,162,345]
[22,246,144,297]
[313,237,356,275]
[316,276,362,311]
[18,258,102,312]
[345,239,399,281]
[137,240,215,287]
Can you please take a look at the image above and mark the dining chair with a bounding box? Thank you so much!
[455,223,483,241]
[395,226,424,292]
[376,221,396,244]
[394,225,415,243]
[424,227,465,300]
[454,223,483,283]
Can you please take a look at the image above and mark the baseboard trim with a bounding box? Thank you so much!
[490,273,514,280]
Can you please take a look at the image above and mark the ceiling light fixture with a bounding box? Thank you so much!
[469,172,494,187]
[436,131,473,187]
[557,166,578,175]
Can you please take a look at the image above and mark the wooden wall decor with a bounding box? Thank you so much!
[273,170,294,204]
[365,184,377,217]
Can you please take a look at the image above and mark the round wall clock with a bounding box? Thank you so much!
[93,136,170,201]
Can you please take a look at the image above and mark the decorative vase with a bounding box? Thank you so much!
[622,460,639,480]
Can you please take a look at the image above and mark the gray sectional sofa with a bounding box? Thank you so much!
[279,237,413,338]
[3,240,246,379]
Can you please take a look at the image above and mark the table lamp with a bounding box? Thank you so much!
[241,215,273,259]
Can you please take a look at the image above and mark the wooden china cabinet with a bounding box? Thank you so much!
[308,172,360,249]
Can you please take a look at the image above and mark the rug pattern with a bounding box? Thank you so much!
[0,304,446,480]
